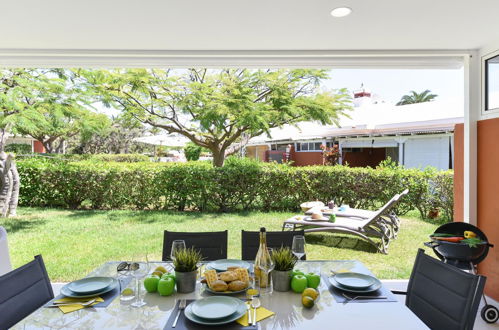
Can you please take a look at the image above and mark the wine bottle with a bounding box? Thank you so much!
[254,227,271,288]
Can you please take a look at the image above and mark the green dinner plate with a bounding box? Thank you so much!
[191,296,238,320]
[206,259,251,272]
[68,277,114,294]
[329,275,382,293]
[334,272,376,289]
[184,298,246,326]
[61,278,118,298]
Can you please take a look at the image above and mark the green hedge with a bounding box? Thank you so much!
[20,153,150,163]
[5,143,32,154]
[16,157,454,219]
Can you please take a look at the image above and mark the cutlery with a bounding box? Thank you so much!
[246,301,252,325]
[251,297,260,326]
[342,293,387,303]
[172,299,186,328]
[48,298,97,307]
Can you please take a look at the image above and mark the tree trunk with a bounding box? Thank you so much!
[8,160,19,217]
[211,149,225,167]
[0,152,12,217]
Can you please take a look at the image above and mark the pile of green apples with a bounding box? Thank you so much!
[290,269,320,293]
[143,266,176,296]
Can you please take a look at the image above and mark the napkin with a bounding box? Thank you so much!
[236,302,275,326]
[53,296,104,314]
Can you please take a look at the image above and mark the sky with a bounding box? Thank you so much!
[323,68,464,107]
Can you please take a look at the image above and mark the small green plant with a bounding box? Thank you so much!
[271,247,297,271]
[173,247,203,272]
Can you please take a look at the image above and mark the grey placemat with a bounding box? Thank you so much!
[164,299,258,330]
[323,274,398,303]
[45,276,133,308]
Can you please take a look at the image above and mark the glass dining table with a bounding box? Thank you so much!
[13,260,429,329]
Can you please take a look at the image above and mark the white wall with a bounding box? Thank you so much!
[404,136,451,170]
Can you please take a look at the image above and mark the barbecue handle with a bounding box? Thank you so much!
[424,241,440,248]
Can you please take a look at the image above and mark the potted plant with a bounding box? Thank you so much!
[173,247,202,293]
[270,247,297,292]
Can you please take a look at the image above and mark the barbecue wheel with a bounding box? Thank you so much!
[481,304,499,323]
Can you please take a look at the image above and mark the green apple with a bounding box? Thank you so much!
[143,275,160,293]
[305,273,321,289]
[161,273,175,281]
[291,269,304,278]
[291,275,308,293]
[158,277,175,296]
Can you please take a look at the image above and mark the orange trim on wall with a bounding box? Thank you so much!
[453,123,464,222]
[476,118,499,301]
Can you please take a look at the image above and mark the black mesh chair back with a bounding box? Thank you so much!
[241,230,306,260]
[405,249,485,330]
[163,231,228,261]
[0,255,54,329]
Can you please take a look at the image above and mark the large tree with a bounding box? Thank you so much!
[69,115,151,154]
[396,89,437,106]
[83,69,351,166]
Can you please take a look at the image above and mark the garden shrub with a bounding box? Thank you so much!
[17,157,454,219]
[5,143,32,154]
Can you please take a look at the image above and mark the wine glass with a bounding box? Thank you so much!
[292,236,306,267]
[259,248,275,295]
[130,260,150,308]
[170,240,186,261]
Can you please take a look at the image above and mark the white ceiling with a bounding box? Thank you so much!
[1,0,498,51]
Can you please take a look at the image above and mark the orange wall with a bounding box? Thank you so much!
[291,151,323,166]
[33,141,45,153]
[343,148,386,168]
[454,119,499,300]
[453,124,464,222]
[476,118,499,300]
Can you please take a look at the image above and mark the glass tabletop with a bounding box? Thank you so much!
[13,260,428,330]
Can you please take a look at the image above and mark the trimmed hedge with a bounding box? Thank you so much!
[17,157,454,219]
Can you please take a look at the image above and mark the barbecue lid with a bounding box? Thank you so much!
[431,222,492,265]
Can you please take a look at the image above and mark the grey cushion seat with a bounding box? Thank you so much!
[402,249,486,330]
[0,255,54,329]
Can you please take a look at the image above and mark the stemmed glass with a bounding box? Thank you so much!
[170,240,186,261]
[170,240,186,272]
[259,248,275,295]
[130,258,150,308]
[292,236,306,268]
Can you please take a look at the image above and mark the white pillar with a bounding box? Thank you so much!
[338,141,343,165]
[395,137,407,165]
[463,53,479,225]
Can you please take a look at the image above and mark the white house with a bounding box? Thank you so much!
[246,92,463,170]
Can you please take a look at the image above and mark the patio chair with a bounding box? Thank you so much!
[162,230,228,261]
[283,201,393,254]
[342,189,408,223]
[311,189,409,238]
[0,255,54,329]
[392,249,485,330]
[0,226,12,276]
[241,230,306,260]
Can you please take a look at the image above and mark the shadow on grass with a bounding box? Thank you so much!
[305,233,378,254]
[0,218,47,234]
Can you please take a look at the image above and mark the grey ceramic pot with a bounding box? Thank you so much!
[272,269,292,292]
[175,269,197,293]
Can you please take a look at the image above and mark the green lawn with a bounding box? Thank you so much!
[0,207,440,282]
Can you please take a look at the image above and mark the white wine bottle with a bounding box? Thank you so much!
[254,227,272,288]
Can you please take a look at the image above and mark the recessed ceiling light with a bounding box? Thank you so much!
[330,7,352,18]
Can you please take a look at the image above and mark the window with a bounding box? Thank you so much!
[485,54,499,111]
[343,147,363,153]
[296,142,323,152]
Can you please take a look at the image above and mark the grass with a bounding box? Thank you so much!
[0,207,441,282]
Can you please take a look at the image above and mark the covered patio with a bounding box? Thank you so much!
[1,0,499,329]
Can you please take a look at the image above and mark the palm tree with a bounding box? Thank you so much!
[396,90,437,106]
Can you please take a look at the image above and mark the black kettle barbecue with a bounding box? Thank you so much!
[425,222,498,324]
